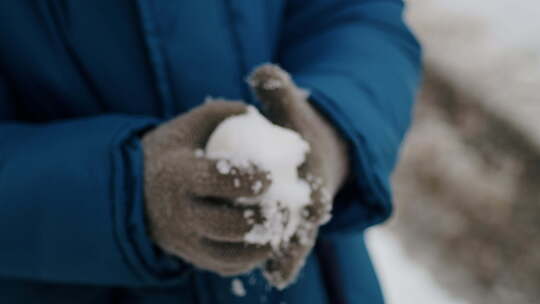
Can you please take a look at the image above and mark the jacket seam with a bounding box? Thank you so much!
[222,0,253,104]
[134,0,175,118]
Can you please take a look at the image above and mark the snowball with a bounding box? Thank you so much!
[231,279,246,297]
[205,106,311,250]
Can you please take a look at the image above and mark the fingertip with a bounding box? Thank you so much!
[247,64,307,123]
[248,63,292,91]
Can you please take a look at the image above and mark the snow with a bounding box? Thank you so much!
[194,148,205,158]
[367,229,469,304]
[407,0,540,151]
[409,0,540,51]
[215,159,232,175]
[244,209,254,218]
[251,180,263,194]
[231,279,246,297]
[205,106,313,250]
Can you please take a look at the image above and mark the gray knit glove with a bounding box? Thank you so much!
[249,64,350,288]
[142,101,273,276]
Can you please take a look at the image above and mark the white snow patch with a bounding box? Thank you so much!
[215,159,232,175]
[205,106,313,250]
[251,180,263,194]
[244,209,254,218]
[367,229,469,304]
[231,279,246,297]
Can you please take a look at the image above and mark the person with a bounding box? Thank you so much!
[0,0,422,303]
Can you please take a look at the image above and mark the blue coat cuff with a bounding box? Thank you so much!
[296,85,393,234]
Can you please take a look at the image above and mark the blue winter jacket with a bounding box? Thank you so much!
[0,0,421,303]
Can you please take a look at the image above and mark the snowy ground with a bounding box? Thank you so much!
[407,0,540,149]
[366,229,469,304]
[363,1,540,303]
[407,0,540,50]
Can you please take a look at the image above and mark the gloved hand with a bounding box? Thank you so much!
[142,101,273,276]
[249,64,350,288]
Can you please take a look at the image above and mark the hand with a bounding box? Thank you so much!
[142,101,273,276]
[248,64,350,288]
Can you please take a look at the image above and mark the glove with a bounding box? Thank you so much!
[248,64,350,288]
[142,101,273,276]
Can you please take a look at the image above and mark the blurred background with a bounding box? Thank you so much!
[365,1,540,303]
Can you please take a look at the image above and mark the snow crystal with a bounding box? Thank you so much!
[251,180,263,194]
[244,209,255,218]
[244,210,256,225]
[309,177,323,190]
[235,196,256,205]
[215,159,232,175]
[231,279,246,297]
[205,106,312,251]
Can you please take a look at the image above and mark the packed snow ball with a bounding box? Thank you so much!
[204,105,313,251]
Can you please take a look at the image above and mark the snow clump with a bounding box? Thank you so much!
[205,106,312,251]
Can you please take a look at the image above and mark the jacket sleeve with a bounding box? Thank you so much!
[278,0,422,232]
[0,75,187,286]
